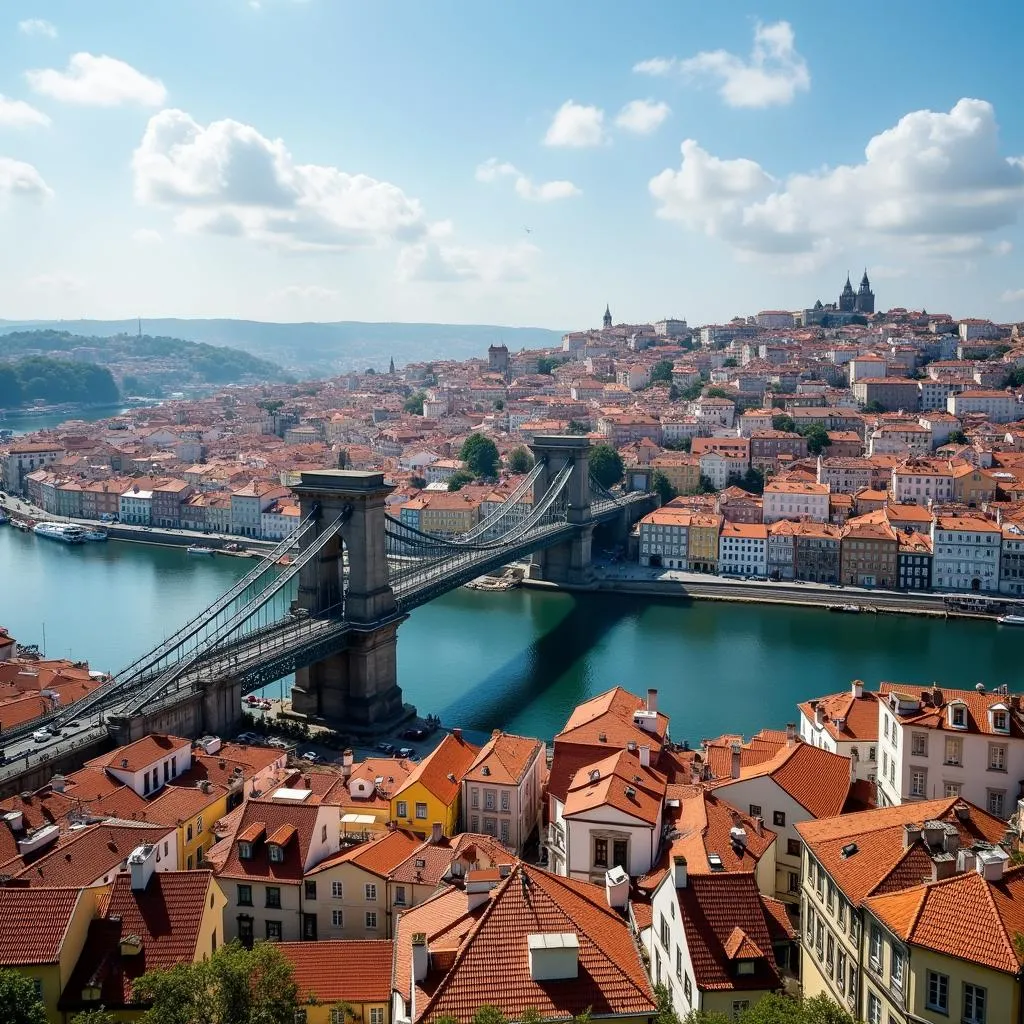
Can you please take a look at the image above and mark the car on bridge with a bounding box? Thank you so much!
[32,729,50,743]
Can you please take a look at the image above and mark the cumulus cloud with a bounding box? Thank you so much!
[615,99,671,135]
[132,108,428,250]
[636,21,809,109]
[397,239,538,284]
[18,18,57,38]
[475,157,580,202]
[544,100,606,147]
[131,228,163,244]
[0,157,53,200]
[27,53,167,107]
[0,95,50,128]
[650,99,1024,262]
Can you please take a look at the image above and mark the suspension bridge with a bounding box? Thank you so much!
[1,437,652,770]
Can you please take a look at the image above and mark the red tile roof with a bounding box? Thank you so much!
[797,687,881,743]
[0,887,84,965]
[878,681,1024,738]
[216,800,325,882]
[463,732,543,786]
[562,749,667,826]
[556,686,668,750]
[394,732,480,807]
[308,828,421,879]
[89,734,191,773]
[279,941,394,1003]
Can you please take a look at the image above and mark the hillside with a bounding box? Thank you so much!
[0,356,119,409]
[0,319,565,375]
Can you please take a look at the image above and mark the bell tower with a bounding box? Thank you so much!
[602,304,612,329]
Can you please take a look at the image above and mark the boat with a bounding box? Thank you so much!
[82,528,108,542]
[997,614,1024,627]
[829,603,862,614]
[33,522,87,544]
[186,544,216,556]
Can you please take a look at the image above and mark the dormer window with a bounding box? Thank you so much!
[949,704,967,730]
[268,844,284,863]
[238,841,253,860]
[991,707,1010,733]
[737,960,756,976]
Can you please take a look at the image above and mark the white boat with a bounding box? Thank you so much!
[997,614,1024,627]
[82,528,108,541]
[187,544,216,556]
[33,522,87,544]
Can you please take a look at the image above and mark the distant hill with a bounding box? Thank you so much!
[0,319,565,375]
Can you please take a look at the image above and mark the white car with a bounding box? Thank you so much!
[32,729,50,743]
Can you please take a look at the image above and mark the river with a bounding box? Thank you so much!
[0,526,1017,743]
[1,404,132,435]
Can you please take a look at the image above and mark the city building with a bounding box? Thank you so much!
[792,521,842,583]
[798,680,880,783]
[840,512,898,588]
[762,480,830,524]
[930,515,1001,591]
[897,530,933,590]
[281,940,394,1024]
[838,271,875,315]
[718,522,768,577]
[1000,522,1024,595]
[638,508,691,568]
[948,390,1020,423]
[687,513,722,573]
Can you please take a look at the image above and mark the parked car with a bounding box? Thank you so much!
[402,727,428,741]
[301,751,321,764]
[244,695,260,706]
[397,746,416,759]
[376,741,395,754]
[267,737,290,749]
[32,729,50,743]
[236,731,259,745]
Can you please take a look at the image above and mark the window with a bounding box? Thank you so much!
[826,934,835,977]
[989,744,1007,771]
[660,913,670,949]
[773,810,786,827]
[911,732,928,756]
[187,855,194,870]
[322,825,328,843]
[187,824,193,843]
[238,841,253,860]
[331,909,343,927]
[331,881,343,899]
[911,769,927,798]
[365,884,377,901]
[594,838,609,868]
[869,925,882,971]
[266,887,281,909]
[988,790,1006,817]
[484,790,496,811]
[815,867,824,899]
[370,1010,385,1024]
[613,839,628,868]
[993,710,1009,732]
[749,804,762,817]
[964,983,987,1024]
[944,781,962,798]
[265,920,282,942]
[470,788,479,809]
[868,745,876,762]
[827,880,836,914]
[32,979,42,1000]
[415,803,428,820]
[238,916,254,945]
[788,871,799,893]
[500,819,510,844]
[838,899,846,929]
[675,946,683,980]
[304,880,316,900]
[684,973,692,1005]
[330,1008,346,1024]
[268,845,284,863]
[927,970,949,1013]
[365,911,377,929]
[396,800,408,818]
[816,921,824,959]
[237,884,253,907]
[848,966,856,1005]
[196,816,203,834]
[867,993,881,1024]
[944,737,962,765]
[787,838,801,857]
[836,950,846,994]
[500,790,510,812]
[951,705,967,728]
[805,905,815,941]
[394,885,407,906]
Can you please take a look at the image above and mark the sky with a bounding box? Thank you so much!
[2,1,1024,331]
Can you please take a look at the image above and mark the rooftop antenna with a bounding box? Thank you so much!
[137,316,142,340]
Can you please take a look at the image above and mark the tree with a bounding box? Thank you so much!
[1005,368,1024,388]
[697,474,717,494]
[537,355,565,375]
[668,383,681,401]
[772,414,795,433]
[653,984,682,1024]
[663,437,692,453]
[649,360,674,384]
[448,470,475,491]
[800,994,858,1024]
[802,424,833,456]
[460,434,500,478]
[567,419,589,435]
[679,382,703,401]
[494,399,505,411]
[588,444,624,489]
[403,392,426,415]
[133,939,298,1024]
[472,1008,507,1024]
[258,399,284,414]
[723,357,738,367]
[946,429,969,445]
[409,475,426,489]
[0,968,50,1024]
[705,386,731,400]
[862,400,885,414]
[652,470,677,505]
[507,446,534,474]
[70,1012,118,1024]
[738,466,765,494]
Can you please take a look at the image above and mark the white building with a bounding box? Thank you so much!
[930,515,1001,591]
[918,380,966,413]
[948,390,1019,423]
[762,481,830,524]
[693,397,735,431]
[660,417,700,444]
[639,508,691,568]
[699,451,747,490]
[119,486,153,525]
[797,680,880,783]
[718,522,768,577]
[889,460,954,505]
[231,481,287,538]
[875,682,1024,819]
[260,501,301,541]
[736,410,774,437]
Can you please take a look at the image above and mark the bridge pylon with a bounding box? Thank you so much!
[527,435,595,587]
[290,471,406,731]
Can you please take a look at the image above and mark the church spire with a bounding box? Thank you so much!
[603,304,612,329]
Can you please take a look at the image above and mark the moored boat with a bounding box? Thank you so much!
[82,528,108,541]
[33,522,87,544]
[997,614,1024,627]
[187,544,216,556]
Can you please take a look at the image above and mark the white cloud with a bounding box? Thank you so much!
[476,157,580,202]
[397,239,538,284]
[132,108,427,250]
[26,273,82,293]
[1001,288,1024,302]
[650,99,1024,262]
[0,157,53,200]
[543,100,606,147]
[0,95,50,128]
[273,284,340,302]
[131,228,163,244]
[636,21,809,109]
[18,19,57,38]
[27,53,167,107]
[615,99,671,135]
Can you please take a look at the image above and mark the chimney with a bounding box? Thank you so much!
[730,742,742,779]
[851,679,864,699]
[452,728,462,742]
[954,802,971,822]
[639,745,651,769]
[673,854,688,889]
[957,848,977,873]
[342,748,354,780]
[785,723,796,747]
[411,933,429,983]
[49,774,66,793]
[752,816,764,836]
[626,740,638,753]
[976,847,1008,882]
[647,688,658,714]
[128,844,158,891]
[814,704,826,728]
[931,854,956,882]
[605,866,629,909]
[903,823,921,850]
[466,870,499,910]
[430,822,443,845]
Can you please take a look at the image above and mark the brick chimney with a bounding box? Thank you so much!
[730,742,742,779]
[647,688,658,714]
[639,745,651,768]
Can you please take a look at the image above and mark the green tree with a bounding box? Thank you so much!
[588,444,624,489]
[738,466,765,494]
[70,1012,118,1024]
[460,434,500,477]
[410,475,426,489]
[723,357,738,367]
[862,400,885,414]
[697,474,717,494]
[772,414,796,433]
[448,470,476,491]
[736,994,804,1024]
[403,392,426,415]
[705,386,732,400]
[681,1011,730,1024]
[652,470,677,505]
[567,419,590,435]
[507,446,534,474]
[471,1008,507,1024]
[946,429,969,445]
[649,360,674,384]
[802,424,833,456]
[653,984,682,1024]
[1005,368,1024,388]
[0,968,50,1024]
[258,399,284,414]
[664,437,692,453]
[536,355,565,375]
[800,993,858,1024]
[494,399,505,411]
[668,383,681,401]
[679,382,704,401]
[133,939,298,1024]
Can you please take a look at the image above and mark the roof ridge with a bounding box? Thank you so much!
[979,868,1019,969]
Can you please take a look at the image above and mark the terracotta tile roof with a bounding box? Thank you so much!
[557,686,668,749]
[878,682,1024,738]
[796,798,1008,906]
[867,865,1024,975]
[394,865,656,1023]
[563,749,666,826]
[59,871,216,1010]
[701,731,787,780]
[389,832,512,887]
[216,800,324,882]
[463,732,543,786]
[675,874,781,992]
[309,828,421,878]
[279,940,394,1003]
[140,783,225,826]
[88,734,191,773]
[797,686,881,743]
[760,895,797,942]
[393,732,480,808]
[0,887,84,965]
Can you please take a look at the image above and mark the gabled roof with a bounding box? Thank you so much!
[797,686,881,743]
[393,732,480,808]
[216,800,326,882]
[0,887,84,965]
[878,682,1024,738]
[87,734,191,774]
[279,941,394,1004]
[308,828,421,879]
[388,832,512,887]
[557,686,668,749]
[463,732,543,786]
[563,749,666,826]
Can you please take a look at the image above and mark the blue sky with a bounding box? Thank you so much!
[2,0,1024,329]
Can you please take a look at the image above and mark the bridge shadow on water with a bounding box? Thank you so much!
[435,590,691,733]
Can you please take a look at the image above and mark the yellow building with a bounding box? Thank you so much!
[0,887,96,1024]
[650,454,700,496]
[390,731,480,838]
[687,512,723,572]
[402,492,481,537]
[147,780,230,869]
[336,754,417,835]
[952,463,997,507]
[281,940,392,1024]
